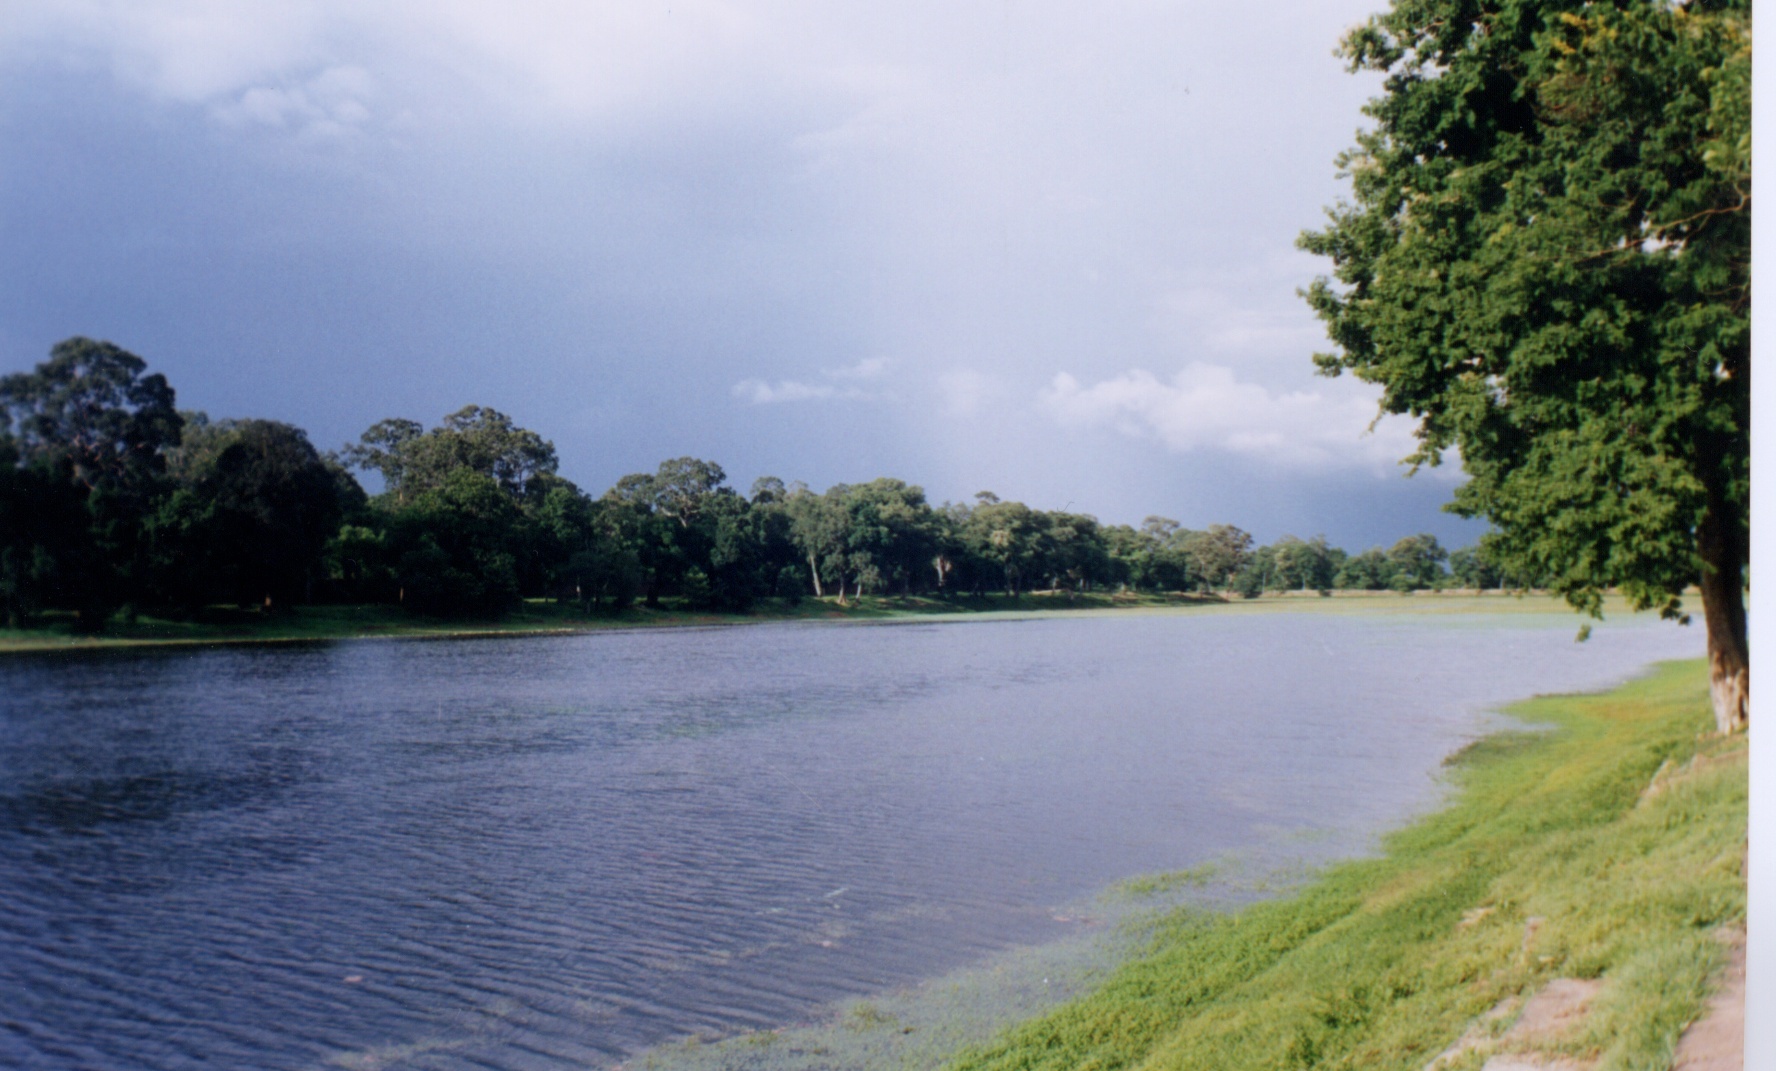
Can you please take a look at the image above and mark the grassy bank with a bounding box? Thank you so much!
[945,660,1744,1071]
[0,589,1614,654]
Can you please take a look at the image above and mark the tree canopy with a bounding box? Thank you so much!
[1300,0,1750,730]
[0,338,184,627]
[341,405,558,502]
[0,337,182,493]
[2,336,1522,633]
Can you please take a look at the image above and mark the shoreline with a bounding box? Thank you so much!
[606,658,1741,1071]
[944,659,1744,1071]
[0,589,1632,656]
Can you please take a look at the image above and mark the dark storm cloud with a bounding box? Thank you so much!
[0,1,1482,549]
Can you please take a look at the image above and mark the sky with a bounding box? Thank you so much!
[0,0,1487,549]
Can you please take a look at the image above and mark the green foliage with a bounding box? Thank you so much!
[0,444,91,628]
[1335,547,1395,591]
[0,338,184,628]
[342,405,557,501]
[173,418,346,606]
[323,523,396,603]
[1182,525,1255,590]
[0,337,182,494]
[1103,518,1196,593]
[2,336,1525,631]
[390,469,523,616]
[1300,0,1749,624]
[1387,533,1449,591]
[1236,535,1344,594]
[950,661,1745,1071]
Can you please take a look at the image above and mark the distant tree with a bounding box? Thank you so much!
[171,419,351,607]
[701,489,769,610]
[602,457,736,605]
[1045,512,1111,593]
[1232,550,1269,599]
[343,406,557,502]
[1301,0,1750,729]
[544,491,644,612]
[1099,524,1144,592]
[785,484,847,598]
[1447,546,1501,592]
[646,457,729,528]
[1141,516,1180,542]
[0,338,184,628]
[1130,516,1196,592]
[338,418,424,500]
[390,469,523,616]
[0,338,182,493]
[1335,547,1395,592]
[746,485,803,593]
[838,479,940,595]
[601,481,680,608]
[963,499,1046,596]
[1270,535,1337,593]
[749,475,789,505]
[0,434,90,627]
[522,477,593,599]
[1178,524,1253,592]
[322,523,397,604]
[1385,534,1448,592]
[774,564,806,602]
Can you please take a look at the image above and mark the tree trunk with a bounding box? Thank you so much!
[807,552,823,598]
[1696,498,1749,733]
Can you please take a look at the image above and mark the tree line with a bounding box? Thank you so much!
[0,337,1523,630]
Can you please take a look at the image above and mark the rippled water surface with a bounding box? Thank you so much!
[0,610,1701,1070]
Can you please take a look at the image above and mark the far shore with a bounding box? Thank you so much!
[0,588,1661,656]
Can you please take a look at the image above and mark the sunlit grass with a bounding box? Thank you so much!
[946,660,1743,1071]
[0,589,1644,655]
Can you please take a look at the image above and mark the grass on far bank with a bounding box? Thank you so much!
[0,587,1639,655]
[946,659,1745,1071]
[0,590,1196,653]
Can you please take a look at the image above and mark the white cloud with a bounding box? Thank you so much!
[3,0,331,102]
[2,0,788,131]
[732,378,855,404]
[732,357,890,404]
[210,65,376,139]
[1039,363,1429,472]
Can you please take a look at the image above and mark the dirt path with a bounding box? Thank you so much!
[1428,927,1745,1071]
[1670,927,1745,1071]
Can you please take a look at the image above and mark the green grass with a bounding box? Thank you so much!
[1110,864,1223,899]
[0,588,1626,655]
[946,660,1745,1071]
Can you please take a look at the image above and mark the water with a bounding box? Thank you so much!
[0,610,1701,1070]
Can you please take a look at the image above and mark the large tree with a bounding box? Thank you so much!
[187,419,350,607]
[0,338,184,627]
[343,406,558,502]
[1300,0,1750,731]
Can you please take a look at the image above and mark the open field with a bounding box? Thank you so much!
[0,589,1658,654]
[941,659,1744,1071]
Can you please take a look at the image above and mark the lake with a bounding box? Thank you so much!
[0,609,1702,1070]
